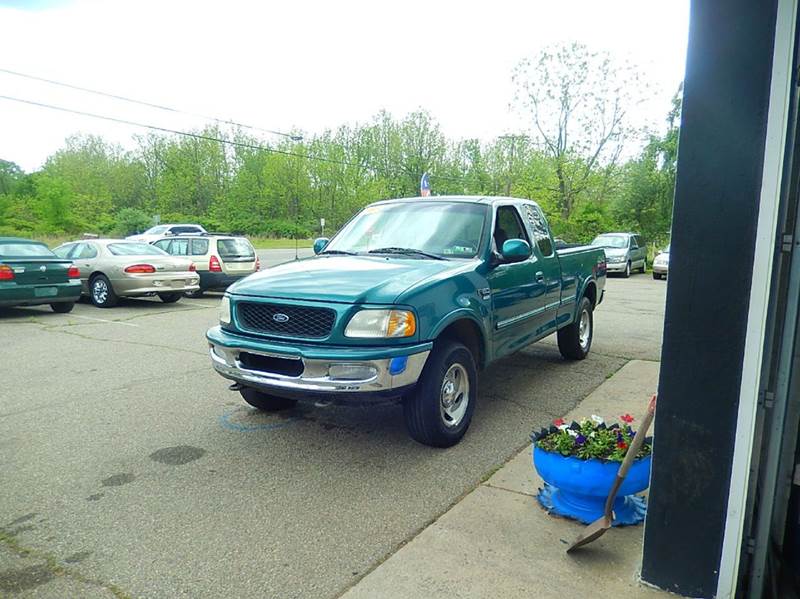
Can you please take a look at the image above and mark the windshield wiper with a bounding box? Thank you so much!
[367,247,447,260]
[320,249,358,256]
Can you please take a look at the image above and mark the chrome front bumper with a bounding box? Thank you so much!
[209,343,430,397]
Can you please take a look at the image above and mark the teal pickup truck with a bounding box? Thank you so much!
[207,196,606,447]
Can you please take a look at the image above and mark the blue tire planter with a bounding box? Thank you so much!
[533,446,651,525]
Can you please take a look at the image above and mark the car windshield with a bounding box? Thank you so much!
[144,225,168,235]
[108,242,168,256]
[591,234,628,249]
[0,242,56,258]
[325,202,488,258]
[217,238,255,258]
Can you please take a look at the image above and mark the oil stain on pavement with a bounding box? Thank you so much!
[149,445,206,465]
[101,473,136,487]
[0,564,55,593]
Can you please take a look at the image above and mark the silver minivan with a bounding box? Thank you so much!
[590,233,647,277]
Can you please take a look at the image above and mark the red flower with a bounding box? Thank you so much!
[617,440,628,450]
[553,418,566,427]
[620,414,634,424]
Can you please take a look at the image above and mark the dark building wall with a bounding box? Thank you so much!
[641,0,778,596]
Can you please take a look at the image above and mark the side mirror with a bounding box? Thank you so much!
[313,237,330,255]
[500,239,532,263]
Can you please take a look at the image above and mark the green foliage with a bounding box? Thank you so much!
[0,72,680,245]
[115,207,153,235]
[535,415,652,462]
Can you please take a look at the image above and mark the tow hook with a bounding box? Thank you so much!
[228,382,243,391]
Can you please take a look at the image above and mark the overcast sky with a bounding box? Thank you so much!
[0,0,689,172]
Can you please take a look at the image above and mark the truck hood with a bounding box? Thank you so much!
[602,248,628,258]
[228,255,466,304]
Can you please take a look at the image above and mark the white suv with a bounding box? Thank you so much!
[127,224,208,243]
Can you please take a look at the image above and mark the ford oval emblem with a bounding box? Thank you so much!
[272,313,290,323]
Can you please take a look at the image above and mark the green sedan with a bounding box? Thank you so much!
[0,237,82,313]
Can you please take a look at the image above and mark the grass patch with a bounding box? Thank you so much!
[249,237,313,249]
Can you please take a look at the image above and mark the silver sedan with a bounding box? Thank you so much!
[53,239,200,307]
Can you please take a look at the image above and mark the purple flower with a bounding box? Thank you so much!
[616,431,624,443]
[575,434,586,446]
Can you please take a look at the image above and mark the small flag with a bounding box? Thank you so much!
[420,172,431,197]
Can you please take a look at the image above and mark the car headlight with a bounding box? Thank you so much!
[220,295,231,324]
[344,309,416,338]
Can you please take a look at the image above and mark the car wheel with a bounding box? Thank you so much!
[403,340,477,448]
[623,261,631,278]
[239,387,297,411]
[641,259,647,273]
[185,288,204,298]
[158,292,182,303]
[557,297,594,360]
[653,273,663,280]
[50,302,75,313]
[90,274,118,308]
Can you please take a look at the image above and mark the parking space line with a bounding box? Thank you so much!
[68,314,140,327]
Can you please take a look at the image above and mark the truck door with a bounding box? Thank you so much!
[522,204,561,334]
[487,204,545,358]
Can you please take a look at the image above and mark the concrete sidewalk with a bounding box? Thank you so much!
[342,360,670,599]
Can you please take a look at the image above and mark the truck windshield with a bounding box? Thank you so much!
[591,234,628,249]
[325,202,488,258]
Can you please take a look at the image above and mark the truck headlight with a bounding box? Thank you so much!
[344,309,416,338]
[220,295,231,324]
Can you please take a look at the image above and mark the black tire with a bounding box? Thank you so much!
[557,297,594,360]
[653,272,663,280]
[50,302,75,313]
[158,292,182,303]
[622,261,631,278]
[239,387,297,411]
[185,288,204,298]
[403,340,477,448]
[640,259,647,273]
[89,274,118,308]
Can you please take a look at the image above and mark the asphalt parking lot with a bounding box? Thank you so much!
[0,259,666,599]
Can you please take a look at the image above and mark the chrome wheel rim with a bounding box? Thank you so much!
[626,262,631,276]
[440,363,469,428]
[93,279,108,304]
[579,309,591,350]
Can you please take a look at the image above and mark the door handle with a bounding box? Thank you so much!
[535,271,545,283]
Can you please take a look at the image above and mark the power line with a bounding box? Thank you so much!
[0,94,468,184]
[0,67,303,141]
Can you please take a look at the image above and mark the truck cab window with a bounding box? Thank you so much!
[494,206,528,250]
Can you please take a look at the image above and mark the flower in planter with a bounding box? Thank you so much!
[531,413,653,462]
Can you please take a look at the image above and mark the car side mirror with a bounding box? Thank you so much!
[500,239,532,263]
[313,237,330,255]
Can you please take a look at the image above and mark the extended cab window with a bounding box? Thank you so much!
[494,205,529,250]
[524,205,554,257]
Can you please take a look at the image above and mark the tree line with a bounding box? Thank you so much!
[0,44,679,246]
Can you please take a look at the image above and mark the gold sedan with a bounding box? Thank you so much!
[53,239,200,307]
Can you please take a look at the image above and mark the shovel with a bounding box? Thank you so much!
[566,394,657,553]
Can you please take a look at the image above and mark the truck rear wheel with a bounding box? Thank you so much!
[403,340,477,448]
[557,297,593,360]
[239,387,297,411]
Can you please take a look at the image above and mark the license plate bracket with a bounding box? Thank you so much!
[34,286,58,297]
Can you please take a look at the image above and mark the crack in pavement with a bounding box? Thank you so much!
[0,530,132,599]
[34,326,208,357]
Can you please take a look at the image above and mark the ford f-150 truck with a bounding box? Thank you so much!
[207,196,606,447]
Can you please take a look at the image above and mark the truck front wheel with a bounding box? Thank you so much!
[239,387,297,411]
[403,340,477,448]
[557,297,594,360]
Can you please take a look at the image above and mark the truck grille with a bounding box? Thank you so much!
[236,302,336,338]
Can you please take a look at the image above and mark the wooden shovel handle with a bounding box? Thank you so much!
[603,395,657,517]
